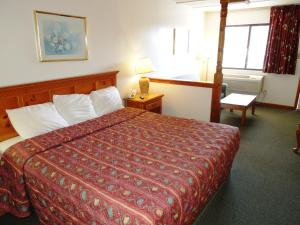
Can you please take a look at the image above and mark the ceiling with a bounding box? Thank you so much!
[174,0,300,11]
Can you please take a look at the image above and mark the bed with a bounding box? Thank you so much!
[0,71,240,225]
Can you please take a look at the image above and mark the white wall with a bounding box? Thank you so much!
[0,0,212,120]
[203,7,300,107]
[0,0,198,91]
[0,0,121,86]
[151,83,212,121]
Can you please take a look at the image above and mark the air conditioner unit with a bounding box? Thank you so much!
[223,74,264,95]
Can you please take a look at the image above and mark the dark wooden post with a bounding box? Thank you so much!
[210,0,228,123]
[293,124,300,153]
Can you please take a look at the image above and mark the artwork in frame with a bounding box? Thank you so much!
[34,11,88,62]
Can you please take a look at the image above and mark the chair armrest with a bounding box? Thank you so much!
[222,83,228,97]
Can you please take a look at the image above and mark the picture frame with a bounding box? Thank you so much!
[34,10,88,62]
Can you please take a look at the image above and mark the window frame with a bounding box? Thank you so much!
[222,23,270,71]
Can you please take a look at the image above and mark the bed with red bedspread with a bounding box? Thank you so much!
[0,108,240,225]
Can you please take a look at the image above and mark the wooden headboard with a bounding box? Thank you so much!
[0,71,119,141]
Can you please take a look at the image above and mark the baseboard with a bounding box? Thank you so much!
[255,102,295,110]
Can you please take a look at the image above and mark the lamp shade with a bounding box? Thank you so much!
[135,58,154,75]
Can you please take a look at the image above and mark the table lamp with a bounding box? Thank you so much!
[135,58,154,98]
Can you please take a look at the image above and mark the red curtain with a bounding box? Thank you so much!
[263,5,300,75]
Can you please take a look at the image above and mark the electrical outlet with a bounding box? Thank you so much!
[262,90,267,96]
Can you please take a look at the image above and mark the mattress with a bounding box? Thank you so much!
[0,136,23,158]
[0,108,240,225]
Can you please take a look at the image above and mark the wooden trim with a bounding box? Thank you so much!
[0,71,119,142]
[294,79,300,110]
[149,78,214,88]
[255,102,294,110]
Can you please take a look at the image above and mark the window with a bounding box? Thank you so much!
[223,24,269,70]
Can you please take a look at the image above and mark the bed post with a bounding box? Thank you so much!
[210,0,228,123]
[210,0,247,123]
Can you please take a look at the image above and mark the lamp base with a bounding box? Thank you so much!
[139,76,150,97]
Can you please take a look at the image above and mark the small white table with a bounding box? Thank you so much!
[221,93,257,126]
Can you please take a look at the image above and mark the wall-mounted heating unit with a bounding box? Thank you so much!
[223,74,264,95]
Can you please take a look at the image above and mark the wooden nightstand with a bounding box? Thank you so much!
[125,93,164,114]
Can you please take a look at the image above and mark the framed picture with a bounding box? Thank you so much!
[34,11,88,62]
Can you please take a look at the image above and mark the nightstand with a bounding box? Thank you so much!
[125,93,164,114]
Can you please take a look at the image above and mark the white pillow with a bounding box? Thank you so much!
[90,86,124,116]
[53,94,97,125]
[6,103,68,139]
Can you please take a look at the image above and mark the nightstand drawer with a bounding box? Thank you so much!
[124,93,164,114]
[145,100,161,111]
[126,101,143,109]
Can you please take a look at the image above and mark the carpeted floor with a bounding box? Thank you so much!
[1,106,299,225]
[194,106,300,225]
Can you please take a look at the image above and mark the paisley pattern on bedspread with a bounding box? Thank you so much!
[0,108,240,225]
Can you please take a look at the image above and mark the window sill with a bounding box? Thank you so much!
[223,67,263,71]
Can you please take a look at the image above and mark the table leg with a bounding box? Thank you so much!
[252,103,256,115]
[241,109,246,126]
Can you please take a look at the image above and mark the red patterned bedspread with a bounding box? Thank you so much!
[0,108,239,225]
